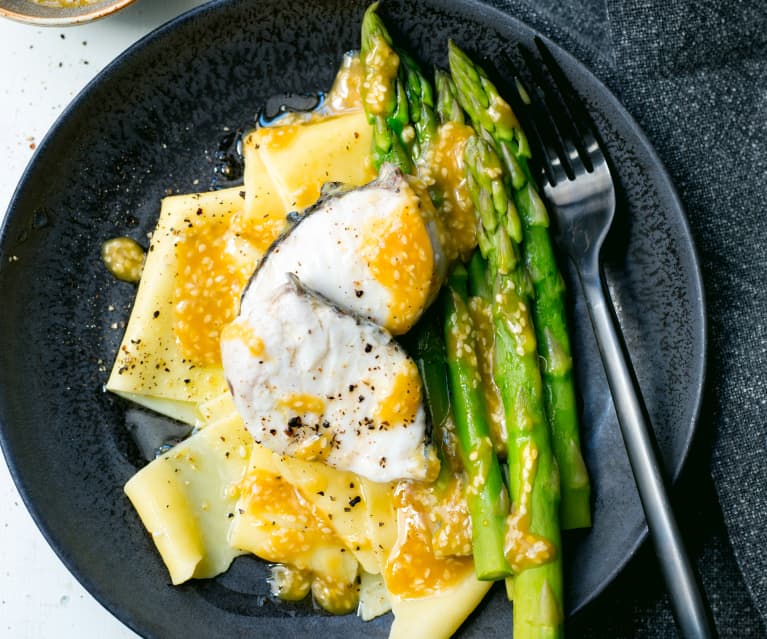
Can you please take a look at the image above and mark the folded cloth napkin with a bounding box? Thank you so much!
[483,0,767,635]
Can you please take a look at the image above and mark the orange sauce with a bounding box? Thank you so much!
[361,38,400,116]
[239,470,339,560]
[426,122,477,261]
[504,443,556,572]
[220,322,265,358]
[385,481,474,598]
[229,206,287,254]
[360,192,434,334]
[101,236,145,283]
[375,360,422,428]
[238,468,358,613]
[32,0,100,6]
[277,393,327,415]
[324,53,365,114]
[399,477,473,559]
[171,215,252,367]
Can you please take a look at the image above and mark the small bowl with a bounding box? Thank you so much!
[0,0,136,26]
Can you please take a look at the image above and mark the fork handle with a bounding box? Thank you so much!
[578,260,714,639]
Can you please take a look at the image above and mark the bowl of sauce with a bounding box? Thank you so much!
[0,0,136,25]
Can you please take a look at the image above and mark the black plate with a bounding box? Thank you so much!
[0,1,705,637]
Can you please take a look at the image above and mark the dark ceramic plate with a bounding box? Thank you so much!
[0,0,705,637]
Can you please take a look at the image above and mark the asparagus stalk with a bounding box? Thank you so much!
[462,124,564,636]
[435,68,465,126]
[398,48,438,164]
[463,133,520,275]
[397,38,512,580]
[404,305,458,494]
[360,3,412,173]
[467,249,492,299]
[444,265,511,580]
[449,41,591,530]
[493,276,564,639]
[467,250,508,457]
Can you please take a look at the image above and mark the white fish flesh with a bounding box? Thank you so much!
[222,275,437,482]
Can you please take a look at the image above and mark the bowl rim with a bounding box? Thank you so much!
[0,0,137,26]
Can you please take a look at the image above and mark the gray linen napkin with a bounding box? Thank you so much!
[481,0,767,635]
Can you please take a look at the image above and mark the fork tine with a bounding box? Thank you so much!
[495,51,563,186]
[496,50,577,187]
[517,43,590,180]
[533,36,603,171]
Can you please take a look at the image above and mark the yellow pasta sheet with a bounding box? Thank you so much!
[271,456,380,574]
[387,576,493,639]
[106,187,247,423]
[229,442,359,587]
[359,571,392,621]
[126,408,488,634]
[359,479,492,639]
[124,411,252,584]
[243,109,375,214]
[196,391,237,427]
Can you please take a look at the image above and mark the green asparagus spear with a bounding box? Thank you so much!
[447,42,529,188]
[463,135,520,275]
[449,40,591,530]
[398,48,438,164]
[463,126,564,637]
[360,3,412,172]
[467,248,492,299]
[435,68,465,126]
[404,305,457,494]
[493,275,564,638]
[466,250,508,457]
[444,265,511,580]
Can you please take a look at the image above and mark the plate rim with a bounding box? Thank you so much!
[0,0,707,635]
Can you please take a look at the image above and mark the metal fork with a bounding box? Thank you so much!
[507,38,714,638]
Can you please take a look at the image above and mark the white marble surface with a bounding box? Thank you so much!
[0,2,210,637]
